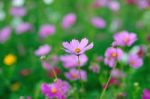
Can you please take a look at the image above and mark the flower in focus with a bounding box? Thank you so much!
[128,54,143,68]
[35,44,51,56]
[104,47,123,67]
[41,79,70,99]
[16,22,32,34]
[60,54,88,68]
[63,38,93,55]
[39,25,55,38]
[10,7,26,17]
[91,17,106,28]
[65,68,87,81]
[0,27,12,43]
[89,63,100,73]
[61,13,76,29]
[113,31,137,46]
[3,54,16,66]
[142,89,150,99]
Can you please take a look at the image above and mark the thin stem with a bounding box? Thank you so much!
[100,65,116,99]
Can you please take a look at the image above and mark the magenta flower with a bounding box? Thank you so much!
[60,54,88,68]
[63,38,93,55]
[65,68,87,81]
[91,17,106,28]
[128,54,143,68]
[113,31,137,46]
[0,27,12,43]
[10,7,26,17]
[16,22,32,34]
[89,63,100,73]
[61,13,76,29]
[142,89,150,99]
[41,79,70,99]
[35,44,51,56]
[39,25,55,38]
[104,47,123,67]
[111,69,125,78]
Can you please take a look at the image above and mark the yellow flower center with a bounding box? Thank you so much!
[75,48,81,53]
[130,60,135,65]
[72,73,78,78]
[124,37,129,43]
[112,53,117,57]
[4,54,16,66]
[51,87,57,93]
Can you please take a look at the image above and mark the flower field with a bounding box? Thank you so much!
[0,0,150,99]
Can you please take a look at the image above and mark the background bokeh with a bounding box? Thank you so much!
[0,0,150,99]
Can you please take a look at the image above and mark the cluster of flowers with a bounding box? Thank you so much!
[104,31,143,68]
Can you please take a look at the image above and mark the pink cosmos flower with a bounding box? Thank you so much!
[113,31,137,46]
[60,54,88,68]
[91,17,106,28]
[61,13,76,29]
[142,89,150,99]
[16,22,32,34]
[128,54,143,68]
[104,47,123,67]
[0,27,12,43]
[108,1,120,12]
[65,68,87,81]
[41,61,53,71]
[39,25,55,38]
[35,44,51,56]
[89,63,100,73]
[63,38,93,55]
[111,69,125,78]
[10,7,26,17]
[41,79,70,99]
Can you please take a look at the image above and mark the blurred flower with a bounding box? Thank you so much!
[61,13,76,29]
[137,0,149,9]
[41,79,70,99]
[92,0,108,8]
[0,27,12,43]
[128,54,143,68]
[41,61,53,71]
[129,46,146,58]
[91,17,106,28]
[12,0,24,7]
[60,54,88,68]
[3,54,16,66]
[110,19,121,32]
[142,89,150,99]
[20,69,31,76]
[113,31,137,46]
[10,7,26,17]
[89,63,100,73]
[43,0,54,5]
[63,38,93,55]
[16,22,32,34]
[104,47,123,67]
[111,69,125,78]
[103,77,120,88]
[11,82,21,92]
[65,68,87,81]
[97,56,103,62]
[147,34,150,42]
[35,44,51,56]
[108,1,120,12]
[39,24,55,38]
[48,67,61,78]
